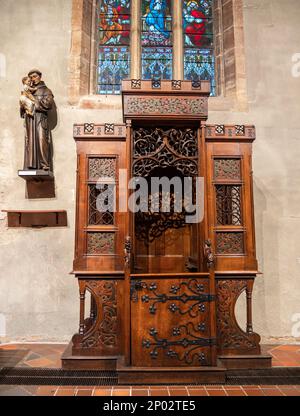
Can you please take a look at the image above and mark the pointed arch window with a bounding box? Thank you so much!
[97,0,132,94]
[95,0,217,95]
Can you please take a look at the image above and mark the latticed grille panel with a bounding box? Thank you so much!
[216,185,242,226]
[216,232,244,255]
[88,157,116,180]
[87,232,115,255]
[88,184,115,226]
[214,158,241,181]
[132,127,198,178]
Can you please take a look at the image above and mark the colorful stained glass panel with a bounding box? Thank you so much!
[142,47,172,80]
[141,0,172,46]
[98,1,131,94]
[183,0,212,47]
[98,46,130,94]
[98,0,131,46]
[184,48,215,95]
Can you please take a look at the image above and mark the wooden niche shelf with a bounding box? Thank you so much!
[2,210,67,228]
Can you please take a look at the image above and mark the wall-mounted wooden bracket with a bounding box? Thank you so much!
[18,170,55,199]
[18,170,54,181]
[2,210,67,228]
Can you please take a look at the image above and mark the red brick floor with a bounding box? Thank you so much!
[0,384,299,397]
[0,343,299,396]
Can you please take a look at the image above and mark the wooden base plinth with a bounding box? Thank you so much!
[61,342,117,371]
[117,358,226,385]
[217,354,272,370]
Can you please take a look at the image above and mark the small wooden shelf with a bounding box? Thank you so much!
[2,210,67,228]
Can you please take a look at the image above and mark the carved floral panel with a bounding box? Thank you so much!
[87,232,115,255]
[216,232,244,255]
[214,158,241,181]
[88,157,116,180]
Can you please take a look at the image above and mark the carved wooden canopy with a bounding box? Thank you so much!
[122,80,210,122]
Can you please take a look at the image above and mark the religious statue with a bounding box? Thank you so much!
[20,69,54,172]
[145,0,170,40]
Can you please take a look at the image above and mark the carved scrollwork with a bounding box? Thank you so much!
[216,232,244,255]
[133,127,199,242]
[216,279,261,354]
[126,97,206,116]
[133,127,198,162]
[73,281,118,351]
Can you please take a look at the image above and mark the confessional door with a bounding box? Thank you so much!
[129,124,217,368]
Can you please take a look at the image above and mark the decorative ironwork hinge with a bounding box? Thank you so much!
[130,280,144,302]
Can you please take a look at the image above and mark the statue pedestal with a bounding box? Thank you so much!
[18,170,55,199]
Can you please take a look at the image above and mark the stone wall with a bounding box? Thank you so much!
[0,0,299,343]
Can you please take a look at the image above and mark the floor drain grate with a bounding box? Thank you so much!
[0,368,118,386]
[0,367,299,386]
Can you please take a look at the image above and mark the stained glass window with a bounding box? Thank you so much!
[183,0,215,95]
[141,0,173,80]
[97,0,131,94]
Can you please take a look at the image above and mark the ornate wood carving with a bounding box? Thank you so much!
[87,232,115,255]
[125,96,207,118]
[206,125,255,142]
[73,124,126,139]
[124,236,132,267]
[72,280,120,355]
[216,232,244,255]
[216,279,261,354]
[88,157,116,180]
[204,240,215,269]
[214,158,241,180]
[133,127,198,177]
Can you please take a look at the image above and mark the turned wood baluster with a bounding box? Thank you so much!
[246,281,254,334]
[79,281,86,335]
[90,294,97,321]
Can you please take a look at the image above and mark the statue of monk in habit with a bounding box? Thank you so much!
[20,69,54,171]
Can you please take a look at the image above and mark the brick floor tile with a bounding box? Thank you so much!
[112,389,131,396]
[261,389,284,396]
[278,388,300,396]
[132,389,149,396]
[168,389,188,396]
[56,389,76,396]
[36,386,58,396]
[188,389,208,396]
[76,389,94,396]
[206,390,227,396]
[243,389,264,397]
[149,389,169,396]
[225,388,246,396]
[94,389,112,396]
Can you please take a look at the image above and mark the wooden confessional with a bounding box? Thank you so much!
[62,80,272,383]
